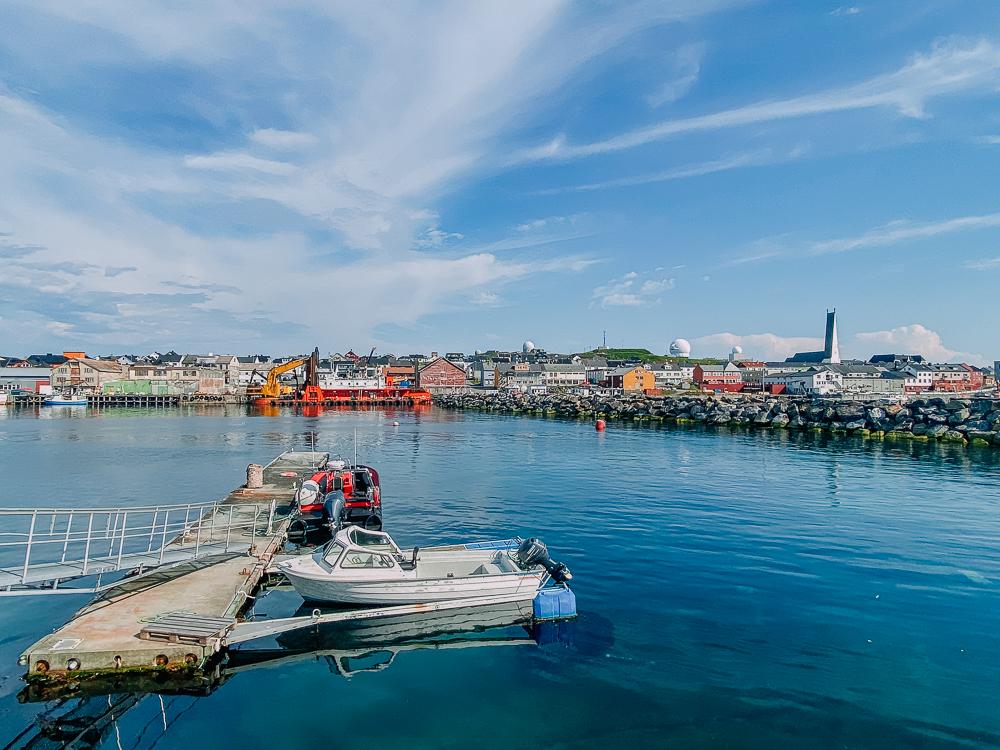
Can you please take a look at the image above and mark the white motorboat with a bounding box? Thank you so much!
[43,391,88,406]
[278,526,571,605]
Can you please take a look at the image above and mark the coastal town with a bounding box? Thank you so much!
[1,313,997,402]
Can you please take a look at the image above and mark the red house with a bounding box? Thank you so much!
[694,363,743,392]
[417,357,466,388]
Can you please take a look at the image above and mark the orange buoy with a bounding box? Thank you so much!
[595,419,606,432]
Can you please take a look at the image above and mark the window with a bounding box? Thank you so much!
[323,542,346,566]
[347,527,393,552]
[340,551,395,569]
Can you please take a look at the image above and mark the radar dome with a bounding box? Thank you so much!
[731,345,743,355]
[522,340,536,353]
[669,338,691,358]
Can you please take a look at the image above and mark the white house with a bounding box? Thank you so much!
[764,367,843,395]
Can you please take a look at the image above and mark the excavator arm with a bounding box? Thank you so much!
[247,358,308,399]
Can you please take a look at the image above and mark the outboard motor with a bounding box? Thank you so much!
[515,538,572,583]
[323,490,346,531]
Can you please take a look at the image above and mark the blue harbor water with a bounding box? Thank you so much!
[2,405,1000,748]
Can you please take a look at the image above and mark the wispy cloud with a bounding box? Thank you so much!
[646,43,704,108]
[517,38,1000,162]
[811,211,1000,254]
[592,270,675,308]
[183,151,299,175]
[830,6,863,17]
[965,256,1000,270]
[249,128,318,150]
[541,147,805,193]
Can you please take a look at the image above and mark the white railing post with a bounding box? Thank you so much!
[116,512,128,568]
[159,508,170,564]
[82,512,94,575]
[61,510,74,563]
[266,499,276,535]
[194,511,203,558]
[147,510,158,552]
[225,505,233,551]
[21,510,38,583]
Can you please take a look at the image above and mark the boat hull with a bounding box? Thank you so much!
[281,567,545,605]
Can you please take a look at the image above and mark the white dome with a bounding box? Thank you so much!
[731,345,743,355]
[522,340,536,353]
[669,338,691,357]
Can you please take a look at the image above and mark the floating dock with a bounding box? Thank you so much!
[8,450,576,685]
[14,451,328,677]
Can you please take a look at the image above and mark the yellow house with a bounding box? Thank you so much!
[608,366,655,391]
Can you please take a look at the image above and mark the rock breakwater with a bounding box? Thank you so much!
[433,391,1000,447]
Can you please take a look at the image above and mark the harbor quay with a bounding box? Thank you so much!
[433,391,1000,448]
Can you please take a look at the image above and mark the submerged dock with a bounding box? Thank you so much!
[15,451,328,677]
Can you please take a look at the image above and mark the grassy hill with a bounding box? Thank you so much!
[574,348,725,366]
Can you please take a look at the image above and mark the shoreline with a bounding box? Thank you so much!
[433,391,1000,449]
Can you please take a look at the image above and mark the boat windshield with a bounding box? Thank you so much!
[347,527,396,553]
[323,541,346,565]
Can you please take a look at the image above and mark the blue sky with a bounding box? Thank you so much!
[1,1,999,363]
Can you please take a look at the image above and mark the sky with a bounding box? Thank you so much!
[1,1,999,364]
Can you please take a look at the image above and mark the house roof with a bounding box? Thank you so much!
[418,357,465,374]
[64,358,124,373]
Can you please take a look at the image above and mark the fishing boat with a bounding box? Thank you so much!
[43,391,88,406]
[278,526,571,605]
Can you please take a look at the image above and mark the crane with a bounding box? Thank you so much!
[247,358,308,400]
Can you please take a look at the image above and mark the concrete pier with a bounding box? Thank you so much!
[18,451,328,678]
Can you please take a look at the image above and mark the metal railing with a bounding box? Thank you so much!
[0,499,276,594]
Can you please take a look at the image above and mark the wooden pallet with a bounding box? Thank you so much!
[138,611,236,645]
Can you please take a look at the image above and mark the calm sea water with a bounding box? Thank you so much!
[2,405,1000,749]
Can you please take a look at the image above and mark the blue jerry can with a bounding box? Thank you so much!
[533,585,577,621]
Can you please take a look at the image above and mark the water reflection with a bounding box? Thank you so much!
[10,603,579,749]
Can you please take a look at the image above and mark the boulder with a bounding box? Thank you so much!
[845,420,865,431]
[835,404,865,420]
[947,409,971,425]
[771,413,790,427]
[926,424,949,438]
[966,430,996,445]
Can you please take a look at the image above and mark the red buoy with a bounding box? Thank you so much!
[595,419,606,432]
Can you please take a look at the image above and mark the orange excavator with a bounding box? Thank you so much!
[247,351,316,400]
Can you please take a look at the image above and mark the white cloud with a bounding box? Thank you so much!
[249,128,318,149]
[830,6,862,17]
[976,135,1000,145]
[5,2,695,349]
[518,38,1000,161]
[543,149,789,193]
[592,270,674,308]
[470,291,500,305]
[854,324,983,364]
[645,43,704,108]
[965,256,1000,270]
[183,151,299,175]
[811,211,1000,254]
[414,226,465,249]
[693,332,823,361]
